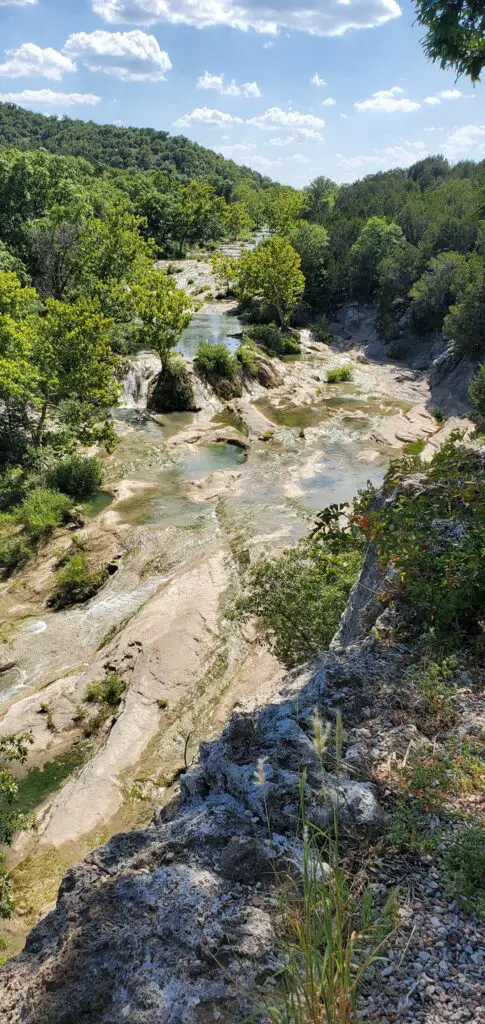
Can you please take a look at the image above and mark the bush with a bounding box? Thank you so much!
[236,532,362,668]
[16,488,72,539]
[194,340,237,379]
[312,316,332,343]
[50,550,108,608]
[46,455,103,500]
[359,437,485,644]
[85,671,125,708]
[246,323,301,356]
[468,363,485,429]
[327,364,353,383]
[0,534,33,574]
[236,343,259,378]
[442,827,485,917]
[443,271,485,356]
[148,352,196,412]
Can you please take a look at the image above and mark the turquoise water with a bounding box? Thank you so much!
[176,308,244,359]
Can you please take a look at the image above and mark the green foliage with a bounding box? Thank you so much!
[132,268,194,368]
[235,237,304,328]
[148,352,195,412]
[377,241,420,338]
[236,529,362,668]
[246,323,301,356]
[468,363,485,428]
[289,221,329,311]
[45,455,102,500]
[350,217,405,301]
[50,549,108,609]
[236,342,259,377]
[0,732,33,918]
[327,364,353,383]
[410,252,468,331]
[194,340,237,380]
[442,828,485,916]
[414,0,485,82]
[311,316,332,343]
[359,438,485,644]
[414,656,459,727]
[0,533,33,574]
[443,273,485,355]
[16,487,72,539]
[85,671,125,708]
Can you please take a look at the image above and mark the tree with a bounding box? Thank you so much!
[410,251,468,331]
[289,221,329,311]
[223,201,252,241]
[0,732,33,920]
[377,241,420,338]
[28,209,82,300]
[172,181,225,255]
[468,363,485,427]
[132,269,194,369]
[444,272,485,355]
[350,217,405,300]
[235,236,304,328]
[303,176,338,223]
[266,186,305,235]
[414,0,485,82]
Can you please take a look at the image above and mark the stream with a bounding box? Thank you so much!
[0,289,434,956]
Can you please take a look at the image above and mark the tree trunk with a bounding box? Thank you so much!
[34,402,48,448]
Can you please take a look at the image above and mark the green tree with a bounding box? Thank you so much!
[172,181,225,255]
[235,236,304,328]
[468,363,485,428]
[223,201,252,241]
[444,272,485,355]
[0,732,33,920]
[303,176,339,223]
[132,269,194,369]
[350,216,405,300]
[410,252,468,331]
[289,221,329,311]
[415,0,485,81]
[266,186,305,234]
[377,241,420,338]
[31,297,120,447]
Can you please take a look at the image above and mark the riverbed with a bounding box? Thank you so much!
[0,286,440,956]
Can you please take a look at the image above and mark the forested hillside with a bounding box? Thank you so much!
[0,102,270,191]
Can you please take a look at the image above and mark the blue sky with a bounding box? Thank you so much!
[0,0,483,184]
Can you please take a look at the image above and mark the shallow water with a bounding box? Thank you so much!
[254,393,408,431]
[176,307,244,359]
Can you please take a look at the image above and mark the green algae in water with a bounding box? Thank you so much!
[14,744,88,816]
[84,489,114,518]
[211,409,249,436]
[254,393,411,431]
[181,443,246,481]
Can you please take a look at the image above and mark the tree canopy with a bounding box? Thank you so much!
[415,0,485,82]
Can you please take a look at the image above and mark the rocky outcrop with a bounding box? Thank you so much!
[428,343,477,416]
[148,359,199,413]
[0,540,408,1023]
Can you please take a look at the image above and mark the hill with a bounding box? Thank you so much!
[0,102,271,192]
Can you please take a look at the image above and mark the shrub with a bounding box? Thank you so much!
[85,671,125,708]
[246,323,301,356]
[236,343,259,377]
[442,827,485,917]
[415,656,458,727]
[16,488,72,539]
[358,437,485,644]
[327,364,353,383]
[236,531,362,668]
[148,352,195,412]
[468,363,485,429]
[312,316,332,343]
[0,534,32,574]
[194,340,237,380]
[46,455,103,500]
[50,550,108,609]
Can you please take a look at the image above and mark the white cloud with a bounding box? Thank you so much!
[336,138,428,174]
[0,88,100,108]
[442,124,485,160]
[173,107,243,128]
[0,43,75,81]
[299,127,324,141]
[340,113,348,119]
[63,29,171,82]
[92,0,402,38]
[247,106,325,132]
[354,85,420,113]
[424,96,441,106]
[218,142,255,156]
[196,71,261,98]
[322,96,336,106]
[262,40,274,48]
[247,154,283,170]
[438,88,471,100]
[311,72,326,86]
[0,0,36,5]
[269,135,295,145]
[288,153,309,162]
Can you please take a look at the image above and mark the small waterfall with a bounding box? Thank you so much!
[121,352,161,409]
